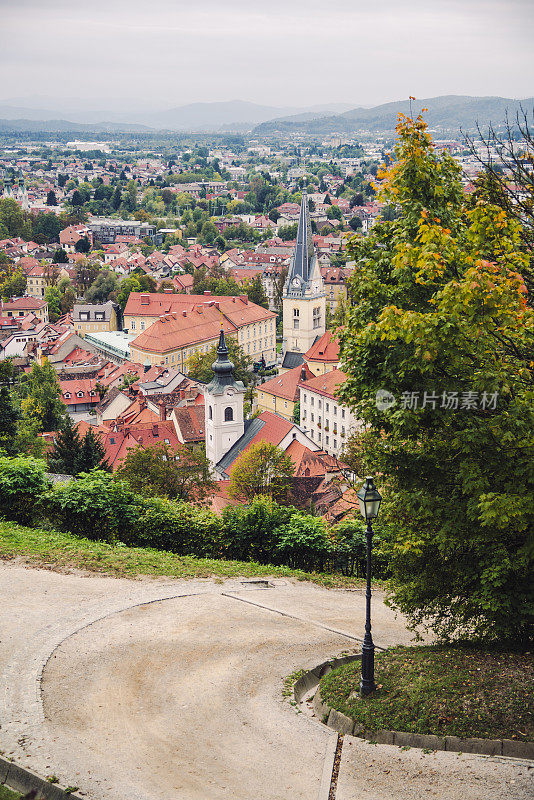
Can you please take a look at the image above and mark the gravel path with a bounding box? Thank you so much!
[1,563,530,799]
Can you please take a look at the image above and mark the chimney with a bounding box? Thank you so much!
[300,366,308,381]
[138,394,147,410]
[159,400,166,421]
[182,310,187,317]
[163,288,173,293]
[140,294,150,305]
[152,423,159,436]
[203,290,212,296]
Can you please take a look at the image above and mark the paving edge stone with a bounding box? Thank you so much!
[0,755,84,800]
[294,658,534,761]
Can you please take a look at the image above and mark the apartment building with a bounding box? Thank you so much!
[73,302,120,337]
[299,368,359,457]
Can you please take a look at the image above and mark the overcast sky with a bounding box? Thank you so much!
[0,0,532,110]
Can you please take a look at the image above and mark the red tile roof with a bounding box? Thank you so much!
[304,330,340,364]
[259,364,314,402]
[298,367,346,400]
[131,304,237,354]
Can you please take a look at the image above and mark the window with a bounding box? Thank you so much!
[326,436,329,445]
[333,439,337,449]
[302,394,306,403]
[140,321,145,330]
[313,306,321,329]
[318,399,322,409]
[224,406,233,422]
[95,312,105,321]
[131,321,136,330]
[209,406,212,420]
[109,437,115,444]
[341,408,345,419]
[326,403,329,412]
[311,413,314,422]
[333,406,337,416]
[311,397,314,406]
[80,312,90,321]
[341,426,345,436]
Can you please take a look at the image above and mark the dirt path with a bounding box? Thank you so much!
[1,564,530,799]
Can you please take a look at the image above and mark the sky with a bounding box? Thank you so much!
[0,0,532,111]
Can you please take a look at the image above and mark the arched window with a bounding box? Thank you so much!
[208,406,213,420]
[224,406,233,422]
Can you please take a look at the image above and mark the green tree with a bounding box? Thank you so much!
[75,258,101,292]
[117,442,215,503]
[86,269,118,303]
[117,276,141,310]
[227,442,294,504]
[246,274,269,309]
[53,248,69,264]
[20,359,66,433]
[77,427,110,472]
[186,337,253,386]
[48,415,82,475]
[46,190,57,206]
[0,386,20,455]
[44,285,61,322]
[338,112,534,645]
[71,190,83,207]
[349,216,363,231]
[1,270,27,299]
[75,236,91,253]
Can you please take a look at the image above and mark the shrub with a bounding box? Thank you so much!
[44,470,141,544]
[0,455,49,524]
[132,498,222,557]
[275,512,332,571]
[221,495,293,563]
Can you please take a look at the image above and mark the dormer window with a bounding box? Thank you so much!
[64,392,71,399]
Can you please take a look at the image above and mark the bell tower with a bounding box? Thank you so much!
[204,329,245,470]
[282,189,326,355]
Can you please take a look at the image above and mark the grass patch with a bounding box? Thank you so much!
[282,668,307,698]
[320,644,534,741]
[0,519,367,589]
[0,786,21,800]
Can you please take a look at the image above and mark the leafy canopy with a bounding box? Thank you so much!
[337,112,534,645]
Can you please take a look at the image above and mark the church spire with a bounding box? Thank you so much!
[285,189,315,296]
[205,329,244,394]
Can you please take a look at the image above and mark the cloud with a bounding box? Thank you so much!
[0,0,532,108]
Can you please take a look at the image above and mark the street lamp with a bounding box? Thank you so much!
[357,475,382,696]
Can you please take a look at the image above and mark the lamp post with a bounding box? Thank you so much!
[356,476,382,697]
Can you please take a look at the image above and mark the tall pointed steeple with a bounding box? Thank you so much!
[282,188,326,357]
[284,189,316,297]
[204,328,245,470]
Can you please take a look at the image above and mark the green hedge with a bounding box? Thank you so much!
[0,457,387,576]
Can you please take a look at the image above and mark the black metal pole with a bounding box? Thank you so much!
[360,521,376,696]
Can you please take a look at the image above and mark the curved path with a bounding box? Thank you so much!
[1,564,531,800]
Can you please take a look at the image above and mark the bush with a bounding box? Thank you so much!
[275,512,332,571]
[0,456,49,524]
[44,470,141,544]
[133,498,222,557]
[221,495,293,563]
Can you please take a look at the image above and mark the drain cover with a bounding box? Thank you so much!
[240,580,272,588]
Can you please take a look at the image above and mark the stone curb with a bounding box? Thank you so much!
[0,755,84,800]
[293,656,534,761]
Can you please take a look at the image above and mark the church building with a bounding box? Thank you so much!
[281,189,326,367]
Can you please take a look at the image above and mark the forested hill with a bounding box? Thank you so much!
[255,95,534,135]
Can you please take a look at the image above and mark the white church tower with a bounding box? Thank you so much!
[282,189,326,358]
[204,329,245,471]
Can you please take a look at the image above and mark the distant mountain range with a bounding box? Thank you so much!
[0,95,530,135]
[255,95,534,135]
[0,99,355,133]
